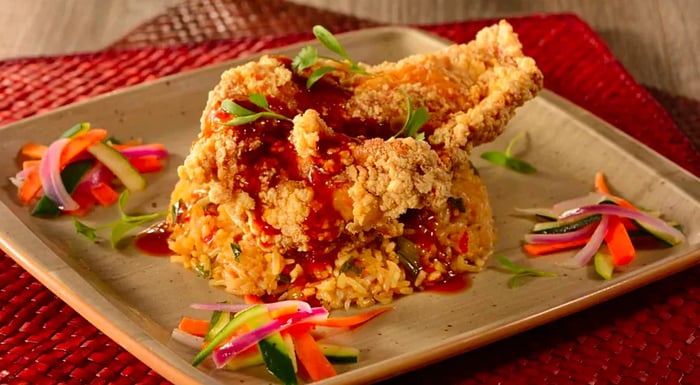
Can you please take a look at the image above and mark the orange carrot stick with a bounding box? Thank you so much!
[22,160,41,170]
[59,128,108,166]
[128,155,164,173]
[111,143,166,151]
[293,331,336,381]
[20,142,47,160]
[594,171,637,210]
[523,238,590,256]
[269,305,301,320]
[18,169,42,203]
[178,317,210,337]
[604,216,636,266]
[312,307,392,328]
[594,171,611,195]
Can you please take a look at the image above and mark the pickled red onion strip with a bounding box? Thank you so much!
[39,138,79,210]
[572,215,609,266]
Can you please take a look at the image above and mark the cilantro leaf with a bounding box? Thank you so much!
[73,218,98,242]
[248,93,269,109]
[406,106,429,138]
[221,99,254,116]
[220,95,293,126]
[496,256,557,288]
[111,221,140,248]
[293,25,372,89]
[480,131,537,174]
[312,25,350,60]
[306,66,338,88]
[292,46,318,72]
[393,91,429,140]
[480,151,509,166]
[505,157,537,174]
[224,113,266,126]
[73,190,167,248]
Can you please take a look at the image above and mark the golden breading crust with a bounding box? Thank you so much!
[184,20,542,252]
[348,20,543,150]
[169,21,543,305]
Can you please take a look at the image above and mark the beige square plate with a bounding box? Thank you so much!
[0,27,698,385]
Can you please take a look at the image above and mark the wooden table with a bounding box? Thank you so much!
[0,0,698,101]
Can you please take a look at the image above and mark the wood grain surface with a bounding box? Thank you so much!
[0,0,698,101]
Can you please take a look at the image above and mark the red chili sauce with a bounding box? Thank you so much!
[135,221,173,256]
[197,56,469,292]
[401,208,471,292]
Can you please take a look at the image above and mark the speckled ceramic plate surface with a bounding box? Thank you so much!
[0,27,698,385]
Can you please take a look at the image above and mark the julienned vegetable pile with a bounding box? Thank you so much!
[172,297,391,384]
[518,172,685,279]
[11,122,168,217]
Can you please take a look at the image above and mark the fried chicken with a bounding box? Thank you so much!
[169,20,543,304]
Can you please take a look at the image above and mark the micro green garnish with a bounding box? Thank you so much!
[221,93,293,126]
[291,46,318,72]
[292,25,371,89]
[480,131,537,174]
[230,242,242,262]
[73,190,167,248]
[392,91,429,140]
[497,256,557,288]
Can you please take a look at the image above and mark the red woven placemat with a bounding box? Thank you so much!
[0,3,698,385]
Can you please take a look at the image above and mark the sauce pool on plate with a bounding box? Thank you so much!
[135,221,173,256]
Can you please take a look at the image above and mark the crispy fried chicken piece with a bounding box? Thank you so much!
[172,20,542,278]
[346,20,543,149]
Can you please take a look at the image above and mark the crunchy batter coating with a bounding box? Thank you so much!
[169,20,543,306]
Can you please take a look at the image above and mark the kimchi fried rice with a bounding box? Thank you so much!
[168,21,543,309]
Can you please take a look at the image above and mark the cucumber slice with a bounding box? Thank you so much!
[205,310,231,343]
[87,142,146,191]
[246,312,298,385]
[632,219,684,246]
[191,305,267,366]
[221,342,360,371]
[60,122,90,139]
[514,207,559,220]
[318,343,359,364]
[532,214,601,234]
[224,348,265,371]
[594,252,614,280]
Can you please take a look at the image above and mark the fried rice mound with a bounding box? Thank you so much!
[168,20,543,309]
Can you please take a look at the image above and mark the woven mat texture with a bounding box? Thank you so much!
[0,0,698,384]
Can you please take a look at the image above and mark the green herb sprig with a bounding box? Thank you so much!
[392,91,429,140]
[497,256,557,288]
[221,93,293,126]
[74,190,167,248]
[481,131,537,174]
[292,25,371,89]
